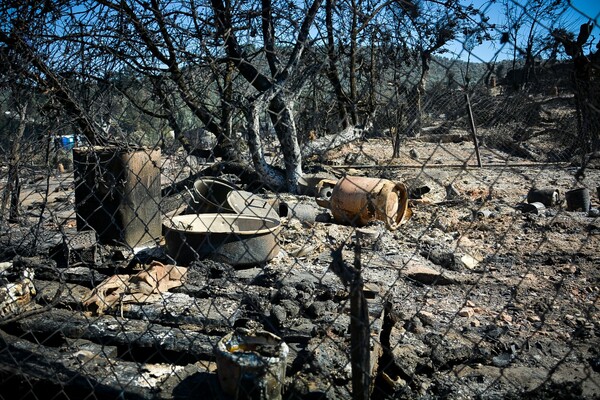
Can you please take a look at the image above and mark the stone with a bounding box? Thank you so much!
[390,345,420,376]
[459,307,475,318]
[417,311,435,326]
[459,254,480,270]
[270,304,287,328]
[404,263,456,285]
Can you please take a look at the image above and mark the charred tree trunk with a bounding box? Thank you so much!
[406,84,423,138]
[554,23,600,179]
[348,0,359,126]
[367,34,377,119]
[219,59,237,161]
[267,94,303,192]
[245,99,287,191]
[1,102,28,223]
[392,105,404,159]
[407,51,433,138]
[325,0,351,129]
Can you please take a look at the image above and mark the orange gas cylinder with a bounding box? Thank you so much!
[316,176,411,230]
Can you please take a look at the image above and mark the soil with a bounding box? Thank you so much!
[312,136,600,399]
[0,135,599,400]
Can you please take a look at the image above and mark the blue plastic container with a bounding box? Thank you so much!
[60,135,75,150]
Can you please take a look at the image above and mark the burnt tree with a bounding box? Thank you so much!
[553,22,600,179]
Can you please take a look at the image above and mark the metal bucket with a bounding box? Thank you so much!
[163,214,280,266]
[316,176,411,230]
[565,188,591,212]
[215,328,289,400]
[190,177,240,213]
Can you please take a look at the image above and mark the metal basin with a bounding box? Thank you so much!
[191,177,240,213]
[163,214,281,266]
[226,190,279,219]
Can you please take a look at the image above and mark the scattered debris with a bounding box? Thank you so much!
[517,201,546,214]
[1,135,600,399]
[50,230,102,267]
[403,263,456,285]
[215,328,289,400]
[527,187,560,207]
[82,261,187,315]
[0,266,36,319]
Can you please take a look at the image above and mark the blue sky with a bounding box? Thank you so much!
[447,0,600,62]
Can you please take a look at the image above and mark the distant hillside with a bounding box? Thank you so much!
[430,56,577,92]
[429,57,518,88]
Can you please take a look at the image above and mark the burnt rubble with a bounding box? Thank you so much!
[0,146,599,399]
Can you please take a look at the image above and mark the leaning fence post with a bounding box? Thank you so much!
[352,229,371,400]
[465,92,482,167]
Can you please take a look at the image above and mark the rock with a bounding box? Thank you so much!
[270,304,287,328]
[527,314,542,323]
[422,245,455,269]
[307,300,336,318]
[307,337,352,383]
[363,282,380,298]
[406,316,425,334]
[588,208,600,217]
[417,311,435,326]
[459,307,475,318]
[499,311,513,323]
[425,333,473,368]
[280,299,301,319]
[459,254,480,270]
[390,345,421,376]
[276,285,298,301]
[404,263,456,285]
[492,353,514,367]
[422,244,480,272]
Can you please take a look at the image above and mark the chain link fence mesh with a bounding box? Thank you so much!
[0,0,599,399]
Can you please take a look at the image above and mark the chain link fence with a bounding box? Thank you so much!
[1,0,599,399]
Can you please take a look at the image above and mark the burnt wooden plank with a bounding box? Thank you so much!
[13,256,109,286]
[34,279,92,308]
[34,279,241,331]
[0,328,224,399]
[118,292,241,329]
[7,308,219,360]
